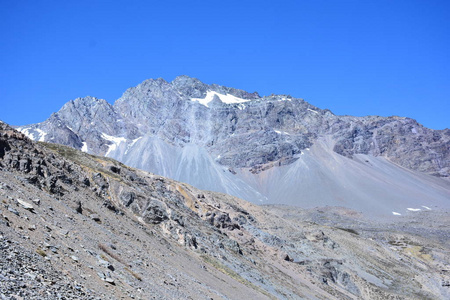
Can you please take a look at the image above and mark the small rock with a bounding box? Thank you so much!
[32,199,41,205]
[71,255,79,262]
[28,225,36,231]
[105,277,115,285]
[97,272,106,280]
[90,214,101,223]
[17,199,34,211]
[98,258,114,271]
[59,229,69,236]
[24,272,36,280]
[75,201,83,214]
[7,207,19,216]
[104,272,115,285]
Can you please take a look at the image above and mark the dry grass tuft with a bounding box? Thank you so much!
[98,243,126,265]
[36,248,47,257]
[125,267,143,281]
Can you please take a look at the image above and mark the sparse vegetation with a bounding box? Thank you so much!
[125,267,142,281]
[200,255,275,299]
[98,243,126,265]
[39,142,125,182]
[36,248,47,257]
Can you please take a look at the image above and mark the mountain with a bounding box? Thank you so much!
[17,76,450,216]
[1,121,449,299]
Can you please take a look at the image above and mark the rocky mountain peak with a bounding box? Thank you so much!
[171,74,204,87]
[16,76,450,216]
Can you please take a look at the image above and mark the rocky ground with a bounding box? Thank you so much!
[1,121,449,299]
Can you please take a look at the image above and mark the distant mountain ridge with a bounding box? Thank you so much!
[17,75,450,216]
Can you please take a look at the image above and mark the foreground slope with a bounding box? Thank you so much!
[17,76,450,216]
[1,121,450,299]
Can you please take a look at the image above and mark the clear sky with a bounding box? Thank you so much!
[1,0,449,129]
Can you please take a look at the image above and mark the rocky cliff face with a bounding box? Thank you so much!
[1,121,449,299]
[17,76,450,215]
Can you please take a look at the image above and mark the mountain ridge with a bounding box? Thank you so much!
[16,76,450,216]
[1,120,450,299]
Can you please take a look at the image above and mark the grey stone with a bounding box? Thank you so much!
[7,207,19,216]
[142,200,168,224]
[90,214,101,222]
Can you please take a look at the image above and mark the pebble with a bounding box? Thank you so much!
[7,207,19,216]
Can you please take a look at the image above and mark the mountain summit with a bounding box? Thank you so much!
[18,76,450,216]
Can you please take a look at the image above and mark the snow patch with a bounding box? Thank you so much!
[18,127,47,141]
[125,137,142,155]
[191,91,251,107]
[18,128,33,139]
[307,108,319,114]
[35,128,47,142]
[407,208,421,212]
[237,103,246,110]
[129,137,142,148]
[101,133,127,156]
[274,130,290,135]
[392,212,401,216]
[422,206,431,210]
[81,142,88,153]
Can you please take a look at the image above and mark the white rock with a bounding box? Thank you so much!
[17,199,34,211]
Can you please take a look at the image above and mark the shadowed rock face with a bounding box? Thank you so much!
[16,76,450,215]
[1,121,449,299]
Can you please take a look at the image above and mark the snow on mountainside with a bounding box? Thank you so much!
[191,90,252,107]
[17,75,450,217]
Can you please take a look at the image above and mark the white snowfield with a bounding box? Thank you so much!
[191,91,251,107]
[101,133,127,156]
[18,127,47,142]
[392,212,401,216]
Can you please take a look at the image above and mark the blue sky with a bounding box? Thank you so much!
[1,0,449,129]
